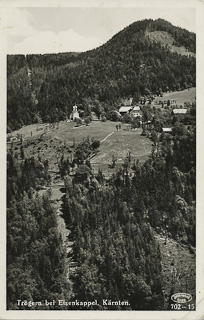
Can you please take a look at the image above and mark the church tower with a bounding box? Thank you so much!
[70,105,80,120]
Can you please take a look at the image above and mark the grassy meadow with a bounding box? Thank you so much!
[8,120,152,176]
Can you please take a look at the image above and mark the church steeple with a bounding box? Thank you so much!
[70,104,80,120]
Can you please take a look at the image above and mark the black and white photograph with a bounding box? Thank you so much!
[1,0,204,319]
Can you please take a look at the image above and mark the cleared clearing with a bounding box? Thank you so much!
[154,87,196,105]
[146,31,195,57]
[10,121,152,175]
[91,127,152,174]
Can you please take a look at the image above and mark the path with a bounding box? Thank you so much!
[100,131,114,143]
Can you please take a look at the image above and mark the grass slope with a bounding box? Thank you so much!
[9,121,152,176]
[154,87,196,105]
[146,31,195,57]
[91,127,152,174]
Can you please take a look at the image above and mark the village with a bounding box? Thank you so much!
[7,87,195,144]
[6,86,196,186]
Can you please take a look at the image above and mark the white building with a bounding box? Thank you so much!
[70,105,80,120]
[162,128,172,133]
[131,106,142,117]
[173,109,187,115]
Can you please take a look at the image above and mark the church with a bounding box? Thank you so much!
[70,105,80,120]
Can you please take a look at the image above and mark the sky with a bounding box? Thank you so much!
[1,6,196,54]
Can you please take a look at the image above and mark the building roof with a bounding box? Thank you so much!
[173,109,187,114]
[162,128,172,132]
[119,106,132,113]
[132,106,140,111]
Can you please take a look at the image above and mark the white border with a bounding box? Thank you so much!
[1,0,204,319]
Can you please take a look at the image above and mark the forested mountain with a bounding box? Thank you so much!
[7,18,196,131]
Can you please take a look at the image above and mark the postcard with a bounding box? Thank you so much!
[1,0,204,319]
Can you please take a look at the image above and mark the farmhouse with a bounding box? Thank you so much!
[172,109,187,115]
[119,106,132,115]
[162,128,172,133]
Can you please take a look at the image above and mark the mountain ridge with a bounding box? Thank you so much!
[7,18,196,130]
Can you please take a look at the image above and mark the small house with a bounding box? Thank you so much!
[162,128,172,133]
[172,109,187,115]
[131,106,142,118]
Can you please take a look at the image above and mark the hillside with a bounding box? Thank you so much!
[7,91,196,310]
[154,87,196,105]
[7,18,196,131]
[146,31,195,57]
[155,234,195,308]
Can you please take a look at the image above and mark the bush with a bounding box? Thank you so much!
[75,118,83,126]
[92,140,100,150]
[84,117,91,126]
[74,165,92,183]
[101,113,107,122]
[108,110,121,122]
[122,113,132,123]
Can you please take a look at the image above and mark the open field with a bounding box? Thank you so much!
[49,120,119,144]
[153,87,196,105]
[91,127,152,174]
[8,121,152,176]
[9,120,119,142]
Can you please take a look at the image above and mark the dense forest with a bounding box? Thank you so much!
[7,19,196,131]
[7,154,71,309]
